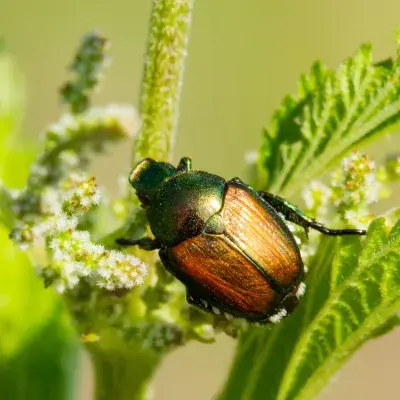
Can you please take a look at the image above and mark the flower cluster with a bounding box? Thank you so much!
[48,230,147,293]
[295,151,387,263]
[11,104,139,227]
[14,174,147,293]
[135,321,185,351]
[40,104,140,172]
[330,151,383,229]
[9,102,145,294]
[60,31,110,114]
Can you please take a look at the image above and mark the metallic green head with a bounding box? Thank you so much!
[129,158,176,207]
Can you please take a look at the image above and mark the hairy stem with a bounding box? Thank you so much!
[133,0,195,163]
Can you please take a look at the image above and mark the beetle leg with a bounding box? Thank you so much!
[176,157,192,172]
[259,191,366,237]
[116,237,161,250]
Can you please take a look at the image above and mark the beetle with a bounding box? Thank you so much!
[117,157,366,324]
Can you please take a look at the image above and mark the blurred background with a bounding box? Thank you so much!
[1,0,400,399]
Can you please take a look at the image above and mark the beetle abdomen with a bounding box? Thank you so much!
[221,182,303,288]
[165,182,304,320]
[168,234,277,318]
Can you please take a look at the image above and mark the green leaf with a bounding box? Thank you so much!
[219,217,400,400]
[261,40,400,196]
[0,225,80,400]
[0,307,79,400]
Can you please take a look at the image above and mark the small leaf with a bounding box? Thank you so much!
[219,216,400,400]
[261,41,400,196]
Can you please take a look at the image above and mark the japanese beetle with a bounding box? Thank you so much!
[117,157,366,324]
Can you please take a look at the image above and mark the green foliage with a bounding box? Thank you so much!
[2,199,76,398]
[0,228,53,359]
[3,329,76,400]
[219,218,400,400]
[220,39,400,400]
[2,3,400,400]
[261,39,400,197]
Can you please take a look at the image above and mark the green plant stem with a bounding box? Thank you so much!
[91,345,162,400]
[133,0,195,163]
